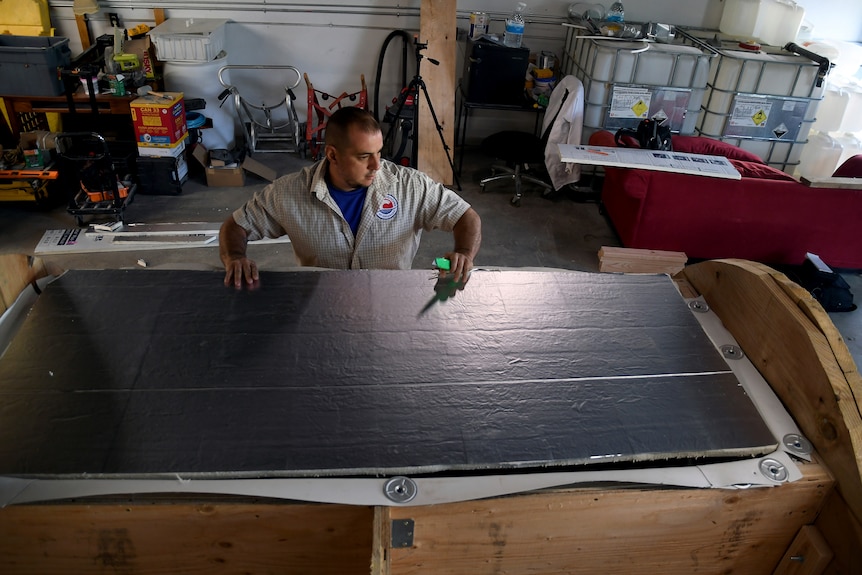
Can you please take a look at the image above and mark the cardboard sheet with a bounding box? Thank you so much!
[0,269,776,480]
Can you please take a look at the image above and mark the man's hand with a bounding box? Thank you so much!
[219,216,259,289]
[447,207,481,283]
[223,256,260,289]
[443,250,474,284]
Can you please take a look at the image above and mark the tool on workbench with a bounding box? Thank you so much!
[418,258,468,317]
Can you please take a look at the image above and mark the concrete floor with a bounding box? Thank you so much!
[1,145,860,366]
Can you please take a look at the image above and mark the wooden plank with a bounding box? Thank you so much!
[418,0,456,186]
[0,500,374,575]
[598,246,688,274]
[387,462,831,575]
[801,176,862,189]
[772,525,833,575]
[372,506,391,575]
[682,259,862,529]
[75,14,90,51]
[815,487,862,574]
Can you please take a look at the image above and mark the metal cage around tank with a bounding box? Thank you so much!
[561,22,714,143]
[676,28,830,173]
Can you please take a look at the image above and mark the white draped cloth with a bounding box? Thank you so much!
[542,75,585,191]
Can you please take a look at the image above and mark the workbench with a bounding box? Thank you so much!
[0,91,136,136]
[0,262,859,574]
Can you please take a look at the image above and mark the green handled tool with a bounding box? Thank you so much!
[433,257,451,271]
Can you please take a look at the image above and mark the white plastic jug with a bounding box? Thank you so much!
[796,130,843,179]
[720,0,805,46]
[758,0,805,47]
[834,132,862,170]
[720,0,764,39]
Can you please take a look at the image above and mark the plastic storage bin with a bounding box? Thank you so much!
[563,26,712,141]
[149,18,228,62]
[678,28,828,172]
[0,35,71,96]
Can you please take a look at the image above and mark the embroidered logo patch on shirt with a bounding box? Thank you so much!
[376,194,398,220]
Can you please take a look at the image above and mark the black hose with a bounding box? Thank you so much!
[784,42,832,87]
[374,30,414,122]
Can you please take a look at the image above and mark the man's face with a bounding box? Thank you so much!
[326,126,384,191]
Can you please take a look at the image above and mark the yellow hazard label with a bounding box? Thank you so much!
[752,109,768,125]
[631,100,648,118]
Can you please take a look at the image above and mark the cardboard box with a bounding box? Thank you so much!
[23,148,50,168]
[130,92,187,147]
[137,135,187,158]
[190,143,277,187]
[123,36,157,80]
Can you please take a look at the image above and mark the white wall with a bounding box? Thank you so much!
[45,0,862,143]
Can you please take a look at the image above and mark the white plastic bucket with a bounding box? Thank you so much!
[163,51,236,150]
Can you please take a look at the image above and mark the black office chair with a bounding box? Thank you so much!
[478,130,552,207]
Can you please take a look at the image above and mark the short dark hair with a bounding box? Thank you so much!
[325,107,381,149]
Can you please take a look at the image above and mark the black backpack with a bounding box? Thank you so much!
[615,118,672,151]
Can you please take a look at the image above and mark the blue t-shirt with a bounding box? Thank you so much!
[327,182,367,236]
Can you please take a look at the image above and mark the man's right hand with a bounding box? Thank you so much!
[223,256,259,288]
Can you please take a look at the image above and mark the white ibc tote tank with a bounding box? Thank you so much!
[163,51,236,150]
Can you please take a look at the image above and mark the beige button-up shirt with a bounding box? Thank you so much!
[233,159,470,269]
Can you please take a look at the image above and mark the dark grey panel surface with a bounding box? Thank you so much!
[0,269,776,478]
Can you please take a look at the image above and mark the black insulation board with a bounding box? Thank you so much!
[0,269,777,478]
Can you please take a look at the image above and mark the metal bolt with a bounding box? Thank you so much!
[383,476,418,503]
[720,344,744,360]
[759,458,788,482]
[689,300,709,313]
[783,433,812,456]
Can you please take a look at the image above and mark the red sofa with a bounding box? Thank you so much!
[590,130,862,269]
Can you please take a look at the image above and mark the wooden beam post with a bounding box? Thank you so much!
[418,0,456,186]
[75,14,91,50]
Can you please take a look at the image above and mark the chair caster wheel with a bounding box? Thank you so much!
[510,197,521,207]
[479,184,486,193]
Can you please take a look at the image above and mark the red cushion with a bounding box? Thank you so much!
[729,159,797,181]
[833,154,862,178]
[588,131,767,165]
[671,136,766,164]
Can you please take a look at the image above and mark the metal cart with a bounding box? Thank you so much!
[56,132,136,226]
[217,65,303,155]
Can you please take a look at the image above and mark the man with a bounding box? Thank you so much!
[219,107,481,288]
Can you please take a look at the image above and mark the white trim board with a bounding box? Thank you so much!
[557,144,742,180]
[34,223,291,255]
